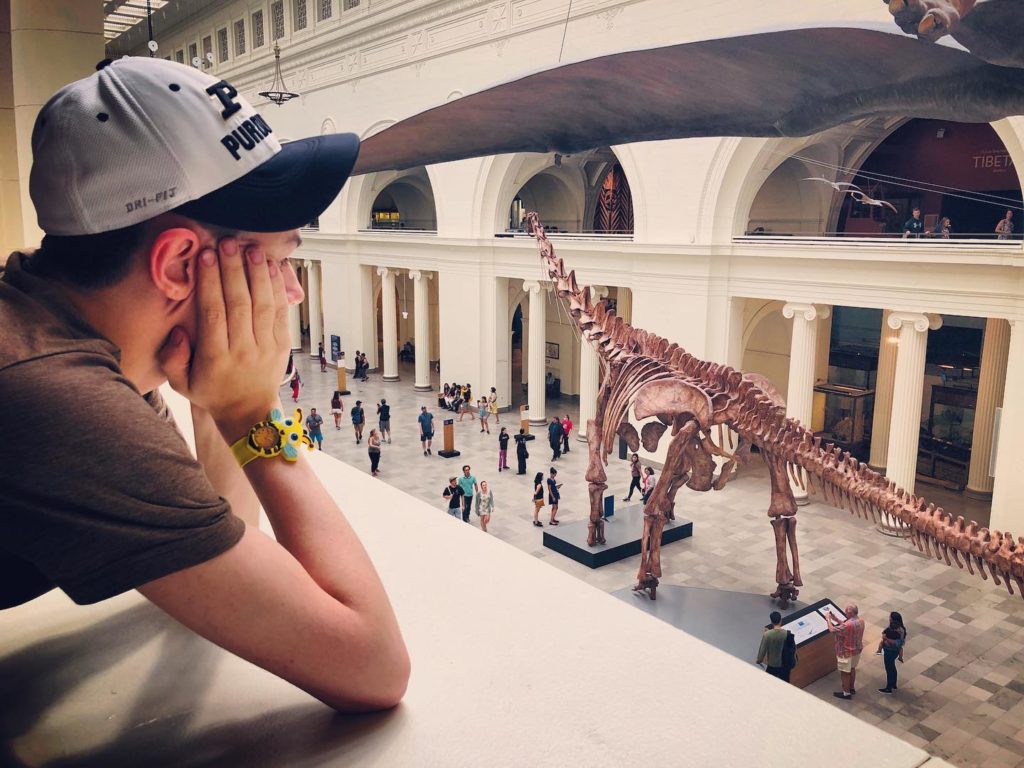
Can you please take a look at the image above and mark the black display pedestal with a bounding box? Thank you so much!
[542,503,692,568]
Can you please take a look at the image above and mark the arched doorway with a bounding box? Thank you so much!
[504,148,634,234]
[370,168,438,231]
[835,119,1022,237]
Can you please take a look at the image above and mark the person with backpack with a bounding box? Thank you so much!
[351,400,365,444]
[756,611,796,683]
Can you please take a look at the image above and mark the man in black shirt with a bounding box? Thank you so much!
[377,399,392,443]
[903,207,924,238]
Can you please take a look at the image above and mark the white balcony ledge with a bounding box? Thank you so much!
[0,447,956,767]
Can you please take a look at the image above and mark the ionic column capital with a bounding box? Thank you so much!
[782,302,830,322]
[887,311,942,333]
[590,285,610,301]
[523,280,547,294]
[408,270,432,282]
[376,266,393,279]
[302,259,313,269]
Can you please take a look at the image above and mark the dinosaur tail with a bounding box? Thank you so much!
[780,415,1024,597]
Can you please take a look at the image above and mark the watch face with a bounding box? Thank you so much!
[250,423,282,455]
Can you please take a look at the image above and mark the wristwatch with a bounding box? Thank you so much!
[231,407,313,468]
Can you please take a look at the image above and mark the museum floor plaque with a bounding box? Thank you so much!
[542,503,692,568]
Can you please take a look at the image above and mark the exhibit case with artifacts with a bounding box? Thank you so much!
[813,383,874,461]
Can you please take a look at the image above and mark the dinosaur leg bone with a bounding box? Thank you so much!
[585,418,609,546]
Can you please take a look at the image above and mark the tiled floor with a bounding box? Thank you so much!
[294,353,1024,768]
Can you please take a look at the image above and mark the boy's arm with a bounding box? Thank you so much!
[148,239,408,711]
[191,404,261,527]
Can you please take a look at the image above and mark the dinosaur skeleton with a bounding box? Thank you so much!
[525,212,1024,605]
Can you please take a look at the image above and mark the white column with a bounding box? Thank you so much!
[287,259,302,350]
[966,318,1010,499]
[578,285,609,440]
[409,270,433,391]
[378,267,399,381]
[525,280,547,425]
[304,260,323,358]
[884,312,942,524]
[782,303,830,504]
[990,319,1024,533]
[869,310,899,471]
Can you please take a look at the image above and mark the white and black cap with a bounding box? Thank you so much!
[29,57,359,236]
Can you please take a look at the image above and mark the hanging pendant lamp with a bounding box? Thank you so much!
[258,43,299,106]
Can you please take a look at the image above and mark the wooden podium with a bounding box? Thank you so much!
[781,599,864,689]
[438,418,460,458]
[519,405,536,441]
[336,364,350,396]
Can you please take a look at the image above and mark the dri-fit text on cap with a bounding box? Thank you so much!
[205,80,275,161]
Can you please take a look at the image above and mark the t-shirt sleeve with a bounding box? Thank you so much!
[0,353,244,605]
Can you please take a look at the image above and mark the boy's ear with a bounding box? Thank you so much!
[148,227,202,300]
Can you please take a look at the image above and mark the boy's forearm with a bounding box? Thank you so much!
[192,404,261,527]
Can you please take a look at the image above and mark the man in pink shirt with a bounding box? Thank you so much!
[826,602,865,700]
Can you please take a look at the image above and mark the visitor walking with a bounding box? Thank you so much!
[546,467,562,526]
[624,453,643,501]
[515,428,529,474]
[756,611,795,683]
[548,416,564,461]
[488,387,500,423]
[876,611,907,695]
[561,414,573,454]
[330,390,344,430]
[826,603,865,700]
[353,350,364,381]
[478,399,490,434]
[351,400,365,444]
[305,408,324,451]
[475,480,494,533]
[377,399,392,443]
[318,341,327,373]
[458,465,478,523]
[995,209,1015,240]
[418,405,434,455]
[532,472,545,527]
[367,429,382,476]
[443,477,464,517]
[641,466,656,504]
[497,427,510,471]
[289,370,302,402]
[458,385,476,422]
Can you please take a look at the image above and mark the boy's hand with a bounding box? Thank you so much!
[158,238,291,440]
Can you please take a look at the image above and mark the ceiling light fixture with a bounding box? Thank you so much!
[258,43,299,106]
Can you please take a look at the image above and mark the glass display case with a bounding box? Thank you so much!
[813,383,874,461]
[917,385,975,489]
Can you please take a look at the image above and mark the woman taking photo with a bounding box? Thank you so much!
[532,472,545,527]
[876,611,907,695]
[475,480,495,532]
[478,399,490,434]
[367,428,382,476]
[515,428,529,475]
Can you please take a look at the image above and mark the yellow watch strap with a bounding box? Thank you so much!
[231,435,259,468]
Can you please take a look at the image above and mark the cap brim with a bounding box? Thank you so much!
[176,132,360,232]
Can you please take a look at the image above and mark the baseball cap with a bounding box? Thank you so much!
[29,57,359,236]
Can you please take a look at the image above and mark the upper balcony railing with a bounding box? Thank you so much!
[734,231,1023,249]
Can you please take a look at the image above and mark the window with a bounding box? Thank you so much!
[217,27,229,62]
[188,42,198,66]
[174,49,184,64]
[202,35,213,66]
[234,19,246,54]
[343,0,359,9]
[252,9,265,48]
[317,0,332,22]
[271,1,285,40]
[294,0,308,30]
[163,55,172,61]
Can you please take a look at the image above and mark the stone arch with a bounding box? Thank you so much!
[477,147,639,236]
[741,299,790,395]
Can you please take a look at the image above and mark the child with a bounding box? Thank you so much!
[875,625,905,662]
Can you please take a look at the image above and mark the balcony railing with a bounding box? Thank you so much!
[497,230,634,242]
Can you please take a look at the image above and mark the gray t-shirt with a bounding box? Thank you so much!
[306,413,324,435]
[0,253,244,607]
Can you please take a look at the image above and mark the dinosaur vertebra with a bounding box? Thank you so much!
[525,211,1024,605]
